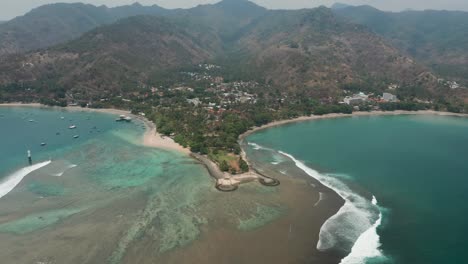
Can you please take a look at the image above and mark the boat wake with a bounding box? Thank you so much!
[278,151,385,263]
[0,160,52,199]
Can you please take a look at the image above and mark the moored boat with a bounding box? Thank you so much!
[116,115,132,122]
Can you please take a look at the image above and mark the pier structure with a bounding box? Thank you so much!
[190,153,279,192]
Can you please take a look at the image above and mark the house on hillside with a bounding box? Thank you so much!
[382,93,398,102]
[344,92,368,105]
[187,98,201,106]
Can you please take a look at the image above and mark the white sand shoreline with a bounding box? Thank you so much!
[4,103,467,189]
[0,103,190,154]
[239,110,468,140]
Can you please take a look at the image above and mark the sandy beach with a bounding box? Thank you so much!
[5,103,466,156]
[4,103,467,190]
[0,103,191,154]
[141,119,191,154]
[239,110,468,141]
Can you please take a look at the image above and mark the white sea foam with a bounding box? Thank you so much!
[248,142,262,150]
[248,142,285,165]
[52,164,77,177]
[0,160,52,199]
[279,151,383,260]
[247,142,276,152]
[340,196,384,264]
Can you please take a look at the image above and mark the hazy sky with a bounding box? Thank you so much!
[1,0,468,20]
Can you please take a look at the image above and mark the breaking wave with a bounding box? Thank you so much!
[278,151,384,263]
[248,142,284,165]
[247,142,263,150]
[0,160,52,199]
[340,196,386,264]
[247,142,276,152]
[52,164,77,177]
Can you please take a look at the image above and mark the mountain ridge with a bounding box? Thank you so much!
[0,5,445,102]
[0,2,171,56]
[333,5,468,85]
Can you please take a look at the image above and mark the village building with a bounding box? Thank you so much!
[382,93,398,102]
[343,92,368,105]
[187,98,201,106]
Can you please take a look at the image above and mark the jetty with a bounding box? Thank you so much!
[190,153,279,192]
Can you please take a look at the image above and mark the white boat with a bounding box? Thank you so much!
[73,135,79,139]
[69,125,77,129]
[116,115,132,122]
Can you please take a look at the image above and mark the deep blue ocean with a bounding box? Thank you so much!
[247,114,468,264]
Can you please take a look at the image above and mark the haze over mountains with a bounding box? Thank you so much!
[332,4,468,85]
[0,2,169,56]
[0,0,466,103]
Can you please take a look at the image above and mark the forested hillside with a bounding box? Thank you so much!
[0,2,169,56]
[0,1,443,101]
[333,5,468,84]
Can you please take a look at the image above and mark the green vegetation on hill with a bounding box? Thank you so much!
[333,5,468,84]
[0,0,467,172]
[0,2,169,56]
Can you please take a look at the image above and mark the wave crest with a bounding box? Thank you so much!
[0,161,52,199]
[52,164,77,177]
[278,151,385,262]
[340,196,386,264]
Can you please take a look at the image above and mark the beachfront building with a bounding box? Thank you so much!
[382,93,398,102]
[343,92,368,105]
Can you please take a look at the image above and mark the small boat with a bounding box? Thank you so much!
[69,125,77,129]
[29,119,35,122]
[116,115,126,122]
[116,115,132,122]
[73,135,80,139]
[60,116,65,120]
[40,143,47,146]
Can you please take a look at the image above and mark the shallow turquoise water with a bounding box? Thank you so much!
[0,107,138,178]
[0,107,214,262]
[247,115,468,264]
